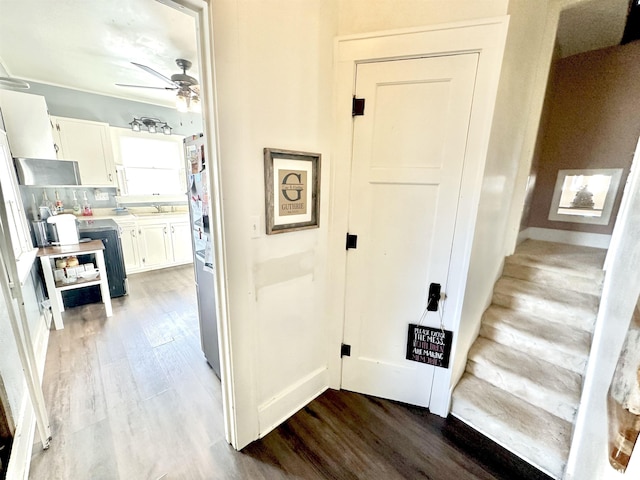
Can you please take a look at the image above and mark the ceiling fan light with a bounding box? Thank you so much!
[190,94,201,113]
[176,90,190,113]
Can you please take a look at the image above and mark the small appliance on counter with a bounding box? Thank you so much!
[32,220,50,247]
[46,214,79,245]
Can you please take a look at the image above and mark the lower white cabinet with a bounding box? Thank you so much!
[139,222,171,269]
[117,222,141,272]
[170,222,192,264]
[116,216,192,274]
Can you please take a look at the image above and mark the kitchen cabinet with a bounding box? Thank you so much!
[139,222,171,269]
[115,215,192,274]
[169,221,192,264]
[0,90,57,159]
[117,222,142,272]
[51,116,116,187]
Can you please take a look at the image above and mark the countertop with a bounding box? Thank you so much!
[67,208,189,223]
[78,218,119,232]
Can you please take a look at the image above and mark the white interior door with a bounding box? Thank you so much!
[341,53,478,407]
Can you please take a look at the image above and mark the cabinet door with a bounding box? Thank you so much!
[118,223,141,273]
[139,223,170,268]
[53,116,116,186]
[0,90,57,159]
[170,221,193,264]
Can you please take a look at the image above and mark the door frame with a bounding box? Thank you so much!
[328,17,509,416]
[166,0,237,447]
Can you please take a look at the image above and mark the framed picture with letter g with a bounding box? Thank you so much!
[264,148,321,234]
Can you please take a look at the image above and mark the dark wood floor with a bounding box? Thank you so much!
[29,265,550,480]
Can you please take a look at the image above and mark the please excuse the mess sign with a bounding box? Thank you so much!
[406,324,453,369]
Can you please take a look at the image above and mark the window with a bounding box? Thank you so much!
[112,129,185,196]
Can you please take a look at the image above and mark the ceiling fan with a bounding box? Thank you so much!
[117,58,200,112]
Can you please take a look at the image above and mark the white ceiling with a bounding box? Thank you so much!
[0,0,630,106]
[0,0,198,108]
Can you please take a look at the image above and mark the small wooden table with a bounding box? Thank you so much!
[37,240,112,330]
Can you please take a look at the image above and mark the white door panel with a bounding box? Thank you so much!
[342,53,478,407]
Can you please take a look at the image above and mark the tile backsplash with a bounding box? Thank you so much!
[20,186,118,220]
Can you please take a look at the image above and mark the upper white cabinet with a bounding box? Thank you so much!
[0,90,57,159]
[51,116,116,187]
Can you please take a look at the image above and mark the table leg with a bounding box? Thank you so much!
[95,250,112,317]
[39,256,64,330]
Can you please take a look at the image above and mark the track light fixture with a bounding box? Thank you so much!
[129,117,172,135]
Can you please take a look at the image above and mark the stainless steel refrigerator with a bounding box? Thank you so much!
[184,133,220,378]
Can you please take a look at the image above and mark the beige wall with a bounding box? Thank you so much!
[526,41,640,235]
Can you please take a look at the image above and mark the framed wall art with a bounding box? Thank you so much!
[264,148,321,234]
[548,168,623,225]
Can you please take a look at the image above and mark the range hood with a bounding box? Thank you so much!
[14,158,81,186]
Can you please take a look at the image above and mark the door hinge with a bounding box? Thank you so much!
[346,233,358,250]
[341,343,351,357]
[352,96,365,116]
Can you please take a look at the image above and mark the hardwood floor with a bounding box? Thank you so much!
[29,265,550,480]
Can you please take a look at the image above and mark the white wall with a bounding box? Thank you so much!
[210,0,337,448]
[210,0,516,449]
[337,0,508,35]
[452,0,558,385]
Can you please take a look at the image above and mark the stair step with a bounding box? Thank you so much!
[502,260,603,296]
[467,337,581,422]
[511,239,606,272]
[451,374,571,479]
[480,305,591,374]
[492,277,599,331]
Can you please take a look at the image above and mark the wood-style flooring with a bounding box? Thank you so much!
[29,265,550,480]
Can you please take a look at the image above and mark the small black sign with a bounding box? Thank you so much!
[406,324,453,369]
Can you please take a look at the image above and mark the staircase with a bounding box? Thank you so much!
[451,239,606,479]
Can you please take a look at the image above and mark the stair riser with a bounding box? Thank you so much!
[466,359,578,422]
[503,263,603,296]
[479,324,588,374]
[492,292,597,331]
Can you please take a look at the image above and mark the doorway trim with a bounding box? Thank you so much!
[328,17,509,416]
[164,0,236,447]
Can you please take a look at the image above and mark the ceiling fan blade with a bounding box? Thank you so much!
[116,83,178,91]
[131,62,177,87]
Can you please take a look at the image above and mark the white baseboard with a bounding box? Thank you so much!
[520,227,611,249]
[257,367,329,439]
[6,312,50,480]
